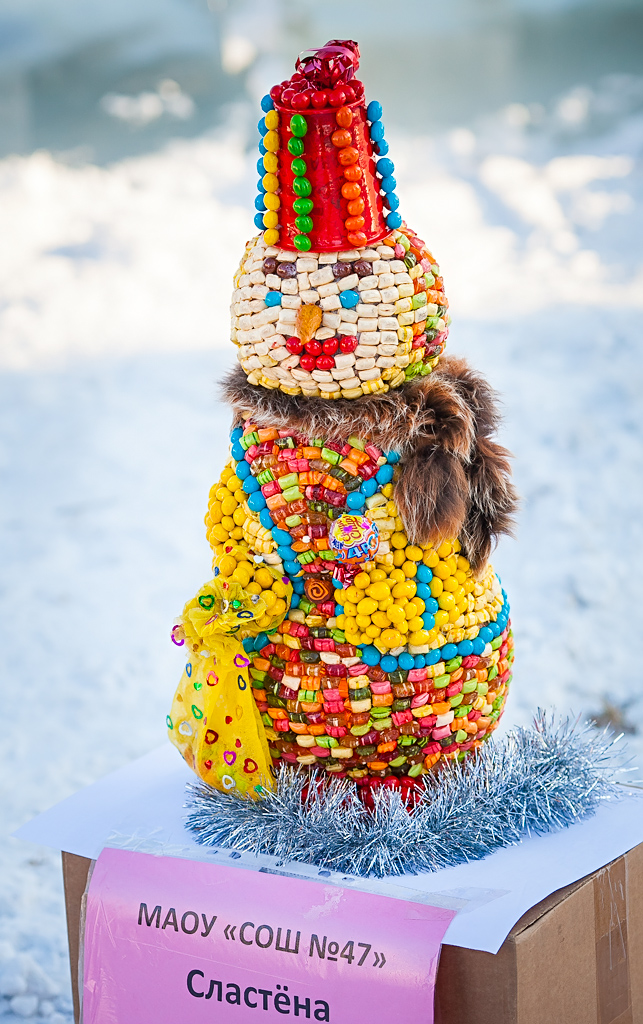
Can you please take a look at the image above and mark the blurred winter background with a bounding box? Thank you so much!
[1,0,642,1018]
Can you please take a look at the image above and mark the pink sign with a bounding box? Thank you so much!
[83,848,455,1024]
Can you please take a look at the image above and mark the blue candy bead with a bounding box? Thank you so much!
[259,508,274,530]
[426,649,442,665]
[272,527,292,544]
[258,139,267,155]
[265,291,282,306]
[231,427,243,442]
[441,644,458,661]
[255,632,269,651]
[375,139,389,156]
[457,640,474,657]
[242,476,260,494]
[231,440,245,460]
[260,94,273,112]
[257,178,266,193]
[361,645,381,666]
[398,653,414,670]
[375,464,394,485]
[290,593,300,608]
[478,626,493,644]
[413,655,426,669]
[254,212,264,229]
[333,578,344,590]
[346,491,365,510]
[284,561,301,576]
[386,211,403,229]
[340,289,359,308]
[385,450,400,463]
[380,655,398,672]
[385,193,400,211]
[334,604,343,617]
[256,156,265,174]
[292,576,305,593]
[490,621,501,637]
[425,597,439,614]
[415,582,432,601]
[377,157,395,177]
[242,636,255,654]
[258,118,268,136]
[235,460,251,479]
[471,637,486,656]
[247,491,266,512]
[380,175,397,193]
[370,121,385,142]
[276,545,294,561]
[360,478,378,497]
[367,100,383,122]
[422,614,435,630]
[254,194,266,210]
[416,564,432,584]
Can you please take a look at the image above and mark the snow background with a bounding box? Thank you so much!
[1,0,643,1018]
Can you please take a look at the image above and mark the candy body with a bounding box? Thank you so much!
[169,419,513,796]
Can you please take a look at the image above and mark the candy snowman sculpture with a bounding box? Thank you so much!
[168,40,518,803]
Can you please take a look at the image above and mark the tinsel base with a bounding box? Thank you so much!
[185,713,629,878]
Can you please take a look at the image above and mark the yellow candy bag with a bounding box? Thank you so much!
[168,572,291,798]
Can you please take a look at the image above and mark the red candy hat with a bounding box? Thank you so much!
[255,40,401,253]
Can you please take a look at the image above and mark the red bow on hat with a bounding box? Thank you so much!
[295,39,360,88]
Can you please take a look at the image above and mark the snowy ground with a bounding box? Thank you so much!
[1,77,643,1019]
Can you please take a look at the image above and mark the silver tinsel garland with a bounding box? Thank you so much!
[185,713,631,877]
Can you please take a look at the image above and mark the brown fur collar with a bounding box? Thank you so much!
[220,358,518,569]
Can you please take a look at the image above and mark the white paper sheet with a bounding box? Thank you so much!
[14,744,643,954]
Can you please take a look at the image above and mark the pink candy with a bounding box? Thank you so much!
[407,668,428,682]
[411,693,429,708]
[432,725,451,740]
[370,680,392,694]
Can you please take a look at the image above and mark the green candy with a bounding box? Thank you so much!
[294,234,311,251]
[290,114,308,137]
[293,197,313,215]
[292,176,312,197]
[291,157,307,176]
[287,137,305,156]
[295,215,313,234]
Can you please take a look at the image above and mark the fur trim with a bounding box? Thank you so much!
[221,358,518,569]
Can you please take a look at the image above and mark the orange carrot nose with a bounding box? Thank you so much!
[295,303,323,344]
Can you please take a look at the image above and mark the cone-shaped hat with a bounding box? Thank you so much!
[232,41,450,400]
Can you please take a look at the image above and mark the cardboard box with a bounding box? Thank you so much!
[63,844,643,1024]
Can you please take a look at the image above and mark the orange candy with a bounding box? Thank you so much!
[345,215,365,231]
[331,129,352,148]
[343,164,362,181]
[338,147,359,166]
[347,231,367,246]
[347,197,365,216]
[335,105,353,128]
[341,181,361,200]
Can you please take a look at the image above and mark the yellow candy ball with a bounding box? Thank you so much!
[263,151,278,173]
[438,592,456,611]
[402,560,418,578]
[272,580,288,598]
[435,609,449,627]
[405,545,423,562]
[218,554,237,577]
[357,596,378,615]
[264,192,280,211]
[381,628,403,648]
[409,629,431,646]
[365,625,381,638]
[381,483,394,498]
[369,568,388,582]
[355,614,371,629]
[263,228,279,245]
[433,560,451,580]
[430,577,444,597]
[392,549,406,567]
[246,582,261,595]
[366,581,391,601]
[392,580,415,599]
[264,130,279,152]
[391,532,408,550]
[261,589,276,609]
[389,568,406,584]
[264,109,279,130]
[263,211,279,229]
[423,549,440,568]
[273,598,287,617]
[354,572,371,589]
[209,504,223,524]
[386,605,405,624]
